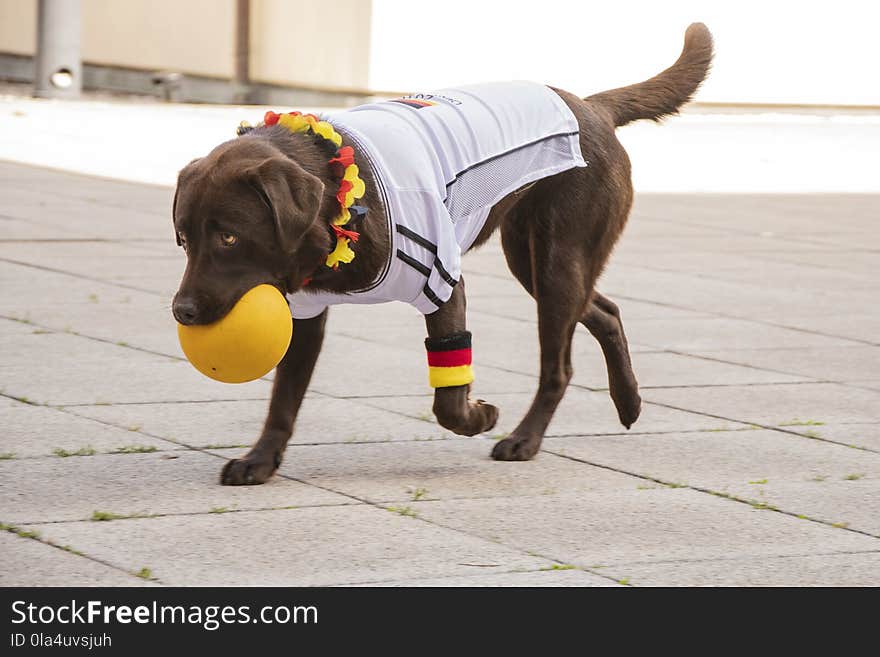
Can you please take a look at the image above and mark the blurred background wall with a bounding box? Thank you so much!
[1,0,877,107]
[0,0,373,104]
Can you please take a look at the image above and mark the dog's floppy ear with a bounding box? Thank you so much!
[246,156,325,254]
[172,158,202,246]
[172,185,181,245]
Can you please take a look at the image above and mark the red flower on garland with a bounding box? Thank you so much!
[328,146,355,177]
[331,224,360,242]
[329,146,354,168]
[336,180,354,208]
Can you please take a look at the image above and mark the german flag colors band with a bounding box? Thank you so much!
[425,331,474,388]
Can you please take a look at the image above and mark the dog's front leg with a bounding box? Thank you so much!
[425,279,499,436]
[221,310,327,485]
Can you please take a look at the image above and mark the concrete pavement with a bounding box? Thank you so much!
[1,160,878,586]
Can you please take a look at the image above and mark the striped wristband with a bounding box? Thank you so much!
[425,331,474,388]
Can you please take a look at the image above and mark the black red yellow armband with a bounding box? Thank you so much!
[425,331,474,388]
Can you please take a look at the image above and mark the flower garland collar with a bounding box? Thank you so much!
[245,110,367,270]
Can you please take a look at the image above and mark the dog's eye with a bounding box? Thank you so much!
[220,232,238,247]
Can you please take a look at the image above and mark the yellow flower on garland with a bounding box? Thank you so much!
[277,113,311,133]
[312,121,343,147]
[326,237,356,268]
[337,164,366,208]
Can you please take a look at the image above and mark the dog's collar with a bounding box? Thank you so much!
[238,111,366,270]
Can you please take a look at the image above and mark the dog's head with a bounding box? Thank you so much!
[171,138,328,325]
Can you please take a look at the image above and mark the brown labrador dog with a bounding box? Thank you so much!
[172,24,713,485]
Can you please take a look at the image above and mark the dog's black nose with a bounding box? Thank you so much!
[172,297,199,325]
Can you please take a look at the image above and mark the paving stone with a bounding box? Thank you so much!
[624,351,807,388]
[772,314,880,346]
[0,396,20,409]
[796,423,880,452]
[708,259,874,291]
[0,331,271,405]
[365,388,750,437]
[0,450,349,524]
[2,189,170,240]
[600,266,876,327]
[0,401,174,458]
[543,429,880,534]
[265,439,639,503]
[70,396,453,448]
[0,260,181,356]
[612,232,842,258]
[0,317,39,335]
[0,214,90,244]
[0,240,176,281]
[0,532,153,586]
[689,346,880,383]
[632,193,879,233]
[603,551,880,586]
[781,231,879,251]
[22,294,184,357]
[24,506,553,586]
[129,277,181,300]
[409,489,880,568]
[0,216,85,240]
[0,259,158,310]
[612,248,818,276]
[721,479,880,535]
[129,239,184,255]
[614,316,858,352]
[359,568,620,587]
[644,383,880,426]
[543,429,879,486]
[767,249,878,274]
[614,253,874,292]
[0,160,173,209]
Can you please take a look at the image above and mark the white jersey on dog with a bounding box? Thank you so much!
[288,81,587,319]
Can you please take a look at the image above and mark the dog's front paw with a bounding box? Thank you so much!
[220,452,280,486]
[434,396,499,436]
[474,399,500,434]
[491,432,541,461]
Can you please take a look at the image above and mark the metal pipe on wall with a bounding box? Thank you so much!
[34,0,82,99]
[233,0,251,103]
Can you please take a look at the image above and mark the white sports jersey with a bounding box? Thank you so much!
[288,81,587,319]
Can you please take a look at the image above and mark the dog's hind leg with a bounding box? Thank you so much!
[492,219,590,461]
[581,292,642,429]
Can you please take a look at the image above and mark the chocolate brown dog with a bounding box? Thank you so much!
[172,24,713,485]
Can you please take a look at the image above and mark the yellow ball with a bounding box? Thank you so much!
[177,284,292,384]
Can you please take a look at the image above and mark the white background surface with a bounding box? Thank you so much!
[370,0,880,106]
[2,95,878,193]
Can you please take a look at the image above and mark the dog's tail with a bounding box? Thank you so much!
[587,23,714,127]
